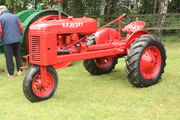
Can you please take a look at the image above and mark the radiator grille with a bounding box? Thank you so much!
[31,36,40,62]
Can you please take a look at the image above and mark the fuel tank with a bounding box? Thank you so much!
[29,16,97,35]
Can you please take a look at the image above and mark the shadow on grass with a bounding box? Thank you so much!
[84,68,131,87]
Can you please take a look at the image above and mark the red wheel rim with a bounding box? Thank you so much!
[140,46,162,79]
[94,56,113,68]
[32,72,54,97]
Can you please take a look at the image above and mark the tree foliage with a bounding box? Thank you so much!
[0,0,179,15]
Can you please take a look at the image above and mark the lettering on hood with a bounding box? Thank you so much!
[61,22,84,28]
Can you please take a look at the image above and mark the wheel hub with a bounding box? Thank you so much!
[32,72,54,97]
[94,56,113,68]
[140,46,161,79]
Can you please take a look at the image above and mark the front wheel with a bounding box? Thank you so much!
[125,35,166,87]
[23,66,58,102]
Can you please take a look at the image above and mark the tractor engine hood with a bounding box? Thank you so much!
[29,16,97,35]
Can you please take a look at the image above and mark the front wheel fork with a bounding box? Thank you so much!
[40,66,48,88]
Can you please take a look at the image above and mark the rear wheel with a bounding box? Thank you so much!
[125,35,166,87]
[83,56,117,75]
[23,66,58,102]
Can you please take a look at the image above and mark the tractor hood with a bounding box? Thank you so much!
[29,17,97,35]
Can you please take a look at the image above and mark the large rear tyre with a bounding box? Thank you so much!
[83,56,118,75]
[125,35,166,87]
[23,66,58,102]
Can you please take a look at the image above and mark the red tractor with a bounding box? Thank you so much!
[22,1,166,102]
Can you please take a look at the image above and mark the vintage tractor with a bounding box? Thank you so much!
[22,0,166,102]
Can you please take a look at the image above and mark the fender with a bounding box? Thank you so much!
[125,30,150,50]
[95,28,122,44]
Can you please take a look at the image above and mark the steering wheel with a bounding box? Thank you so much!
[118,6,133,25]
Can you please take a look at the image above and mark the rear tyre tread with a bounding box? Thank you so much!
[125,34,166,87]
[83,57,118,75]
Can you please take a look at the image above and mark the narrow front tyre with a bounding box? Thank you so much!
[23,66,58,102]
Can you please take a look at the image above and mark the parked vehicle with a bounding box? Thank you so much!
[22,0,166,102]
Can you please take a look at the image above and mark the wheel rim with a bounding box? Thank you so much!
[140,46,162,79]
[94,56,113,68]
[32,72,54,97]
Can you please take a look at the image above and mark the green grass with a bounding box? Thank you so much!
[0,38,180,120]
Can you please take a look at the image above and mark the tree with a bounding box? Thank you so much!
[100,0,106,16]
[155,0,169,32]
[153,0,158,14]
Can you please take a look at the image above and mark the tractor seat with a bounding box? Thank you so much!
[122,21,145,33]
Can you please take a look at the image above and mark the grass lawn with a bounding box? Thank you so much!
[0,36,179,120]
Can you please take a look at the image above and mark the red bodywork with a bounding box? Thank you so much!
[29,17,97,67]
[25,15,149,87]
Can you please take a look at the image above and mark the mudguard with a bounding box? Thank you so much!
[94,28,122,44]
[125,30,150,50]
